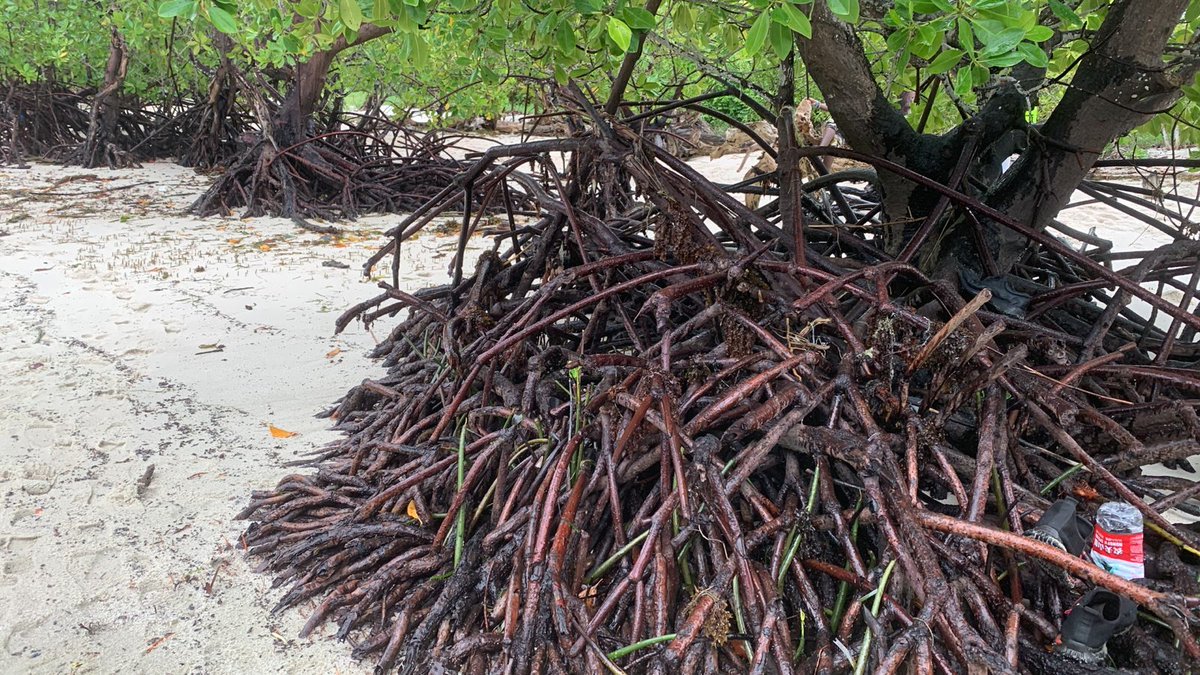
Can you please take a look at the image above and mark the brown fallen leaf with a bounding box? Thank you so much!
[269,425,298,439]
[406,499,424,526]
[258,244,271,252]
[326,347,342,359]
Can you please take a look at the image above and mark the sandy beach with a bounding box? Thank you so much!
[0,160,481,674]
[0,152,1187,674]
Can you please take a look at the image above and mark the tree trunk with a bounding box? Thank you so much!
[973,0,1194,274]
[272,23,391,145]
[0,89,23,166]
[795,0,1196,278]
[180,33,242,168]
[76,27,128,168]
[795,2,1024,255]
[190,23,392,217]
[275,52,337,145]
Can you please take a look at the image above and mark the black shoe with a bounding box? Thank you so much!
[1056,588,1138,663]
[1028,498,1091,557]
[960,268,1032,318]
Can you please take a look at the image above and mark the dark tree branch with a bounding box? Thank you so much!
[794,1,1024,254]
[980,0,1192,273]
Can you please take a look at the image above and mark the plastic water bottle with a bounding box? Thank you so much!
[1090,502,1144,580]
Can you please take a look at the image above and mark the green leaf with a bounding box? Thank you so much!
[774,3,812,38]
[157,0,194,19]
[538,13,557,41]
[556,20,576,55]
[409,33,428,68]
[926,48,963,74]
[745,10,771,56]
[607,17,633,51]
[1048,0,1081,27]
[484,25,512,41]
[207,5,237,34]
[973,0,1010,11]
[372,0,387,21]
[911,25,942,60]
[957,17,974,56]
[768,19,793,58]
[722,24,742,52]
[620,7,657,30]
[954,67,973,95]
[575,0,603,14]
[1187,1,1200,24]
[1025,25,1053,42]
[827,0,859,23]
[1017,41,1048,68]
[674,5,694,33]
[981,51,1025,67]
[296,0,320,17]
[886,28,910,52]
[975,20,1017,48]
[340,0,363,31]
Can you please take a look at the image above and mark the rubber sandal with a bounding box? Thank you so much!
[1027,498,1091,557]
[1056,588,1138,663]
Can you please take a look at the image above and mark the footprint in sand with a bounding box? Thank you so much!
[1,555,32,585]
[7,509,41,526]
[1,617,48,659]
[20,425,55,449]
[66,267,97,282]
[97,424,128,451]
[20,463,56,495]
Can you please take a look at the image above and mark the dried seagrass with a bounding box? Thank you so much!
[240,91,1200,674]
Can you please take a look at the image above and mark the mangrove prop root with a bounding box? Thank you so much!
[240,92,1200,673]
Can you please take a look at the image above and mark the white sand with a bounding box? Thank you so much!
[0,153,1191,674]
[0,160,486,674]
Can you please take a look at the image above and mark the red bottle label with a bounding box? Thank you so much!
[1090,527,1144,580]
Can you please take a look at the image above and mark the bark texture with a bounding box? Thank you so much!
[75,27,129,168]
[192,23,394,217]
[795,1,1025,254]
[795,0,1196,276]
[275,23,391,144]
[981,0,1195,272]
